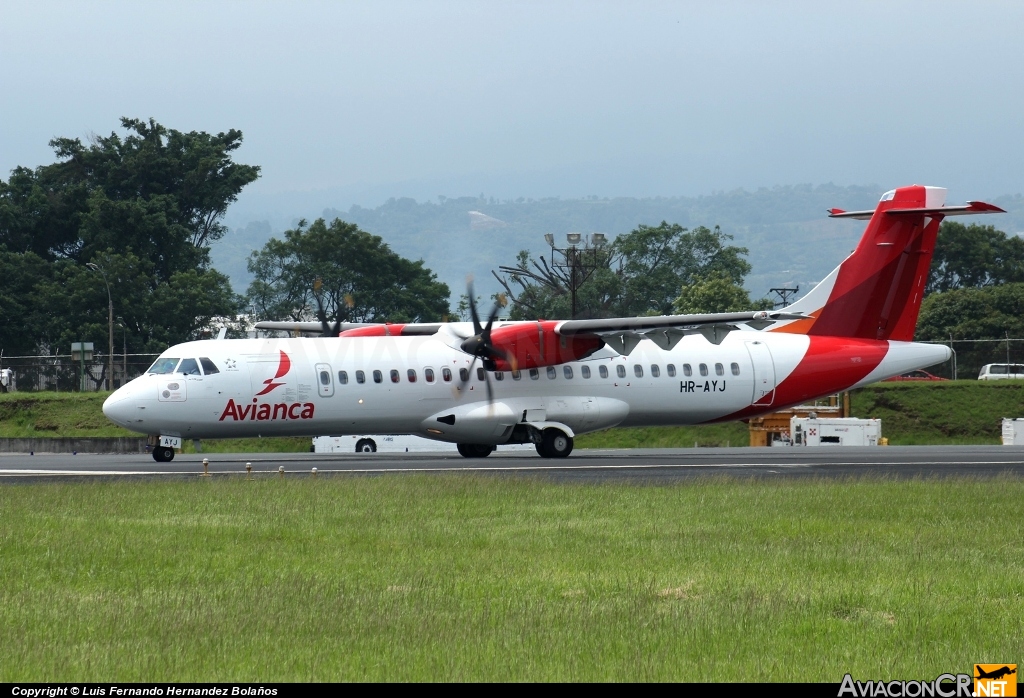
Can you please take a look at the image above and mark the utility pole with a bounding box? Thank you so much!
[86,262,114,390]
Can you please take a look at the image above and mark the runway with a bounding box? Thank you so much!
[2,445,1024,482]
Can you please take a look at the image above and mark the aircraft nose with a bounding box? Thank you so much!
[102,386,137,428]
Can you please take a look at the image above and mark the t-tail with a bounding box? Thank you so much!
[773,185,1004,340]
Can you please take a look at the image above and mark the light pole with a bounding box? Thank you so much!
[546,233,606,319]
[117,316,127,387]
[86,262,114,391]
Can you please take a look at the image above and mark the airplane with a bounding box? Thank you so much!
[102,184,1004,463]
[975,666,1016,681]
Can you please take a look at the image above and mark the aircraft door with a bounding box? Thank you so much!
[744,341,776,406]
[315,363,334,397]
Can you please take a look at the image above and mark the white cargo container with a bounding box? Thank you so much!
[312,435,534,454]
[1001,418,1024,445]
[790,417,881,446]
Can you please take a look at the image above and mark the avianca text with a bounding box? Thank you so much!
[219,398,315,421]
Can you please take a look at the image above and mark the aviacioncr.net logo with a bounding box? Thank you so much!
[839,674,973,697]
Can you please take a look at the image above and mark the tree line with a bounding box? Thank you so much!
[2,117,1021,383]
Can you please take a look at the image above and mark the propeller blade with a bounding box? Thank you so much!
[466,278,483,335]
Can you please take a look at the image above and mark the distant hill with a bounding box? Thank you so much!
[211,186,1024,307]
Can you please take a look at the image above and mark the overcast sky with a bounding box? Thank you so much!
[2,1,1022,216]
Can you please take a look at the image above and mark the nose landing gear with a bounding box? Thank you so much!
[153,446,175,462]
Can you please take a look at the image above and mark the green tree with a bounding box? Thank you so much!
[674,271,774,314]
[495,223,757,319]
[246,218,450,326]
[0,118,254,359]
[916,284,1024,341]
[927,222,1024,294]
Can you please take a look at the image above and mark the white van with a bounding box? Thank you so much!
[979,364,1024,380]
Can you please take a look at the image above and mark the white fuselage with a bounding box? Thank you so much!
[102,328,949,443]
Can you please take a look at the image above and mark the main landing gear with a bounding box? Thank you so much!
[457,443,495,458]
[455,428,574,459]
[536,428,573,458]
[152,446,175,463]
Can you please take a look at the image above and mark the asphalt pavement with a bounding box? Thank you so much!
[2,445,1024,483]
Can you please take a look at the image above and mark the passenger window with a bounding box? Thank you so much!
[407,369,417,383]
[547,366,557,379]
[599,365,609,378]
[651,364,660,378]
[683,364,692,377]
[563,366,573,379]
[616,365,626,378]
[477,367,486,381]
[634,364,643,378]
[512,370,522,381]
[459,368,469,382]
[373,370,383,384]
[390,369,400,383]
[199,357,219,375]
[667,364,676,377]
[495,371,504,381]
[581,365,591,379]
[424,368,434,383]
[731,362,740,376]
[699,364,708,377]
[529,368,540,380]
[338,370,349,385]
[442,367,452,382]
[319,370,330,386]
[715,363,724,376]
[178,358,200,376]
[356,370,366,384]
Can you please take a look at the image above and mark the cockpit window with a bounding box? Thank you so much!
[880,189,896,202]
[199,357,219,375]
[178,358,201,375]
[148,358,179,374]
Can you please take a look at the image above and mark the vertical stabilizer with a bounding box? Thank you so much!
[775,185,1003,341]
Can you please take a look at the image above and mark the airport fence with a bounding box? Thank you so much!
[0,353,160,392]
[924,339,1024,380]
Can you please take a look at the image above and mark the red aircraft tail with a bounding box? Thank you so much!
[774,185,1004,341]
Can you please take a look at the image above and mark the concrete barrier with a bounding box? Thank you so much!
[0,437,148,454]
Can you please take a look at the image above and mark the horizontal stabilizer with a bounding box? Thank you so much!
[828,200,1005,220]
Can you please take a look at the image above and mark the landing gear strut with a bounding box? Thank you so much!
[457,443,495,458]
[152,446,175,463]
[535,428,573,458]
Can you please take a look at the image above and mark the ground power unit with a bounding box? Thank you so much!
[1001,418,1024,445]
[791,417,882,446]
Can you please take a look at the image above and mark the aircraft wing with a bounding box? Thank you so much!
[253,320,443,336]
[557,310,808,351]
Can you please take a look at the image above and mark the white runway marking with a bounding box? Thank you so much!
[3,458,1023,477]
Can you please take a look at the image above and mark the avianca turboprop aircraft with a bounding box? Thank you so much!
[103,185,1003,462]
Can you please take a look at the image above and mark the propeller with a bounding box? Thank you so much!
[313,278,343,336]
[455,281,514,404]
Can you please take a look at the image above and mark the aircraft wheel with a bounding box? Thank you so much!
[457,443,494,458]
[539,428,573,458]
[355,439,377,453]
[152,446,175,463]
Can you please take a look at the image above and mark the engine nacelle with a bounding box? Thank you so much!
[338,324,408,338]
[487,321,604,371]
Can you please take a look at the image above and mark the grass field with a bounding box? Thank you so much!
[1,475,1021,681]
[3,380,1024,449]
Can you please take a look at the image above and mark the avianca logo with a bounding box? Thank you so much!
[255,350,291,396]
[219,398,315,422]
